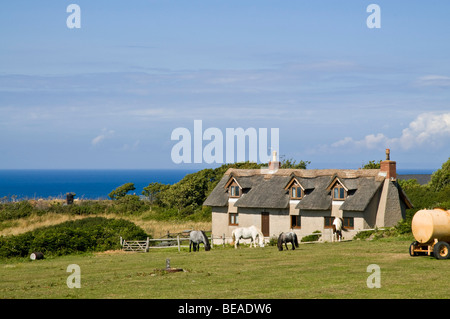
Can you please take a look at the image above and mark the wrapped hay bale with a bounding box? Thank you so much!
[30,252,44,260]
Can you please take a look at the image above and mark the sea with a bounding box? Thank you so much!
[0,169,197,200]
[0,168,435,201]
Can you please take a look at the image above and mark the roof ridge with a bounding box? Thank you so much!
[225,168,380,178]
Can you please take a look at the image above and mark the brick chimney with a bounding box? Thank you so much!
[268,150,280,171]
[380,148,396,180]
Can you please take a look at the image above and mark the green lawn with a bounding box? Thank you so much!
[0,238,448,299]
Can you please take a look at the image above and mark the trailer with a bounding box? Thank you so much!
[409,209,450,260]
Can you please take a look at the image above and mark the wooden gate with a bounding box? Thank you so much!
[261,212,270,237]
[120,237,150,252]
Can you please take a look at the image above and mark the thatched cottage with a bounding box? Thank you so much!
[204,149,412,243]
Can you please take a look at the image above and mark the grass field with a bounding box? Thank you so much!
[1,237,448,299]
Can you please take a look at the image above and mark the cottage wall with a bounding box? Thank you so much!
[295,210,330,241]
[211,206,229,244]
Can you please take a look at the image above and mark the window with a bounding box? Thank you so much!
[229,185,240,198]
[290,186,303,199]
[343,217,354,229]
[332,184,346,200]
[229,213,239,225]
[324,216,334,228]
[291,215,301,229]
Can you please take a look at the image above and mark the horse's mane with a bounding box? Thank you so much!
[200,230,210,246]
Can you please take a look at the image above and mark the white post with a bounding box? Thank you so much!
[177,235,180,252]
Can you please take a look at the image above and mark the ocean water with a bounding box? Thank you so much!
[0,169,197,200]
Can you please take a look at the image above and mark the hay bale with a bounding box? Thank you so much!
[30,252,44,260]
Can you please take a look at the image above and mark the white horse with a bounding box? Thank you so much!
[231,225,265,248]
[332,217,344,242]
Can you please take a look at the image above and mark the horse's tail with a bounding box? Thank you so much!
[277,233,283,251]
[340,218,349,232]
[230,230,235,246]
[293,233,299,248]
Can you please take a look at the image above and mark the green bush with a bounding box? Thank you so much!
[301,231,321,242]
[0,201,34,221]
[108,195,149,215]
[0,217,149,258]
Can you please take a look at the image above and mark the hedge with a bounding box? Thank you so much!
[0,217,149,258]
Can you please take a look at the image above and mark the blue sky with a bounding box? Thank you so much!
[1,1,450,170]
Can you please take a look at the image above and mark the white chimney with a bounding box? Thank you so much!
[268,150,280,172]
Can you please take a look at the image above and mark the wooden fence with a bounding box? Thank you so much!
[120,228,381,252]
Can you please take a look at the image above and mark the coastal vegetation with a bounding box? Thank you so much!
[0,217,147,258]
[0,157,449,259]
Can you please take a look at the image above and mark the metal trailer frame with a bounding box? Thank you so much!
[409,238,450,260]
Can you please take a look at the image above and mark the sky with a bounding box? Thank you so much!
[1,1,450,170]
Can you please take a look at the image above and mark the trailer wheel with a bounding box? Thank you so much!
[433,241,450,260]
[409,241,419,256]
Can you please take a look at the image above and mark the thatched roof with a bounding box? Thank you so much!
[203,168,407,212]
[203,174,229,207]
[296,176,332,210]
[234,175,291,209]
[339,178,383,211]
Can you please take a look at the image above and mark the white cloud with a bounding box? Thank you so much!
[91,129,115,146]
[415,75,450,87]
[331,112,450,151]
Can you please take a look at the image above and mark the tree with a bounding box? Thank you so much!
[429,157,450,192]
[360,160,381,169]
[279,156,310,169]
[142,182,170,205]
[108,183,136,200]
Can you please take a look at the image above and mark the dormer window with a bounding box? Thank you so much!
[225,177,242,198]
[326,176,348,201]
[285,177,304,200]
[290,185,303,199]
[333,184,346,200]
[230,184,240,197]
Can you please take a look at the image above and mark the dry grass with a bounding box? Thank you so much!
[130,219,211,238]
[0,213,87,236]
[0,212,211,238]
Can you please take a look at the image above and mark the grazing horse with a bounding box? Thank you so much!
[231,225,265,249]
[332,217,345,242]
[277,232,299,251]
[189,230,211,252]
